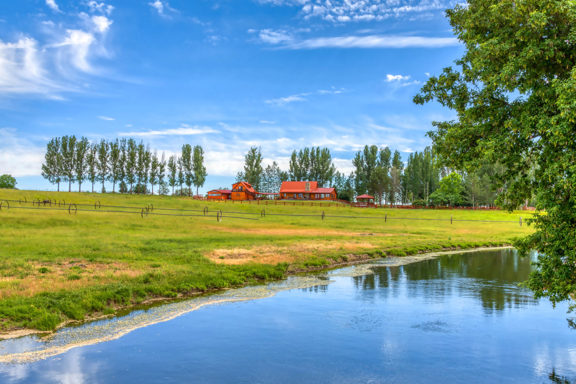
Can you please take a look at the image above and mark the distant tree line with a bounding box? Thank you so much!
[41,136,206,195]
[235,145,498,206]
[40,136,497,205]
[352,145,500,207]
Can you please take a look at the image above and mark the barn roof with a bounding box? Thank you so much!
[280,181,318,193]
[316,187,336,194]
[233,181,256,193]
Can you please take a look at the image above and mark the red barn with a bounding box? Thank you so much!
[279,181,337,200]
[207,189,232,200]
[231,181,257,201]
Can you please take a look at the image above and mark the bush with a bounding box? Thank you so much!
[0,174,17,189]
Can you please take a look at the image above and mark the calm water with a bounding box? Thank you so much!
[1,249,575,383]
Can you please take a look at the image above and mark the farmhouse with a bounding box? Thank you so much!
[206,189,232,200]
[279,181,337,200]
[231,181,257,201]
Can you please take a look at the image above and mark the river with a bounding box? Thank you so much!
[0,249,574,383]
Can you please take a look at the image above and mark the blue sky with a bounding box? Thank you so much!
[0,0,461,192]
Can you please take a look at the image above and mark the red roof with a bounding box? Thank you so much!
[280,181,318,193]
[279,182,334,194]
[357,194,374,199]
[233,181,256,193]
[208,189,231,194]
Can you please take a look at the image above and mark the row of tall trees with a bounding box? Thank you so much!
[42,136,206,195]
[352,145,499,206]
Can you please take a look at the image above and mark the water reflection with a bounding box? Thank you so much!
[353,249,538,314]
[0,249,574,384]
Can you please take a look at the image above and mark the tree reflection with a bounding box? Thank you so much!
[352,249,539,313]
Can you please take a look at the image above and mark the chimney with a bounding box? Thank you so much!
[305,182,310,192]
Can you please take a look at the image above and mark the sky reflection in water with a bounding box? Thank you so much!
[0,249,575,384]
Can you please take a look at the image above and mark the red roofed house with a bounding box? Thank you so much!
[206,189,232,200]
[279,181,337,201]
[231,181,257,201]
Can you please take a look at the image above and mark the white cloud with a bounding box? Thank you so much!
[266,94,307,106]
[258,29,293,44]
[0,5,114,99]
[386,74,411,82]
[98,115,115,121]
[256,0,458,22]
[274,35,459,49]
[0,128,44,177]
[265,87,345,106]
[51,30,96,73]
[46,0,61,12]
[91,16,113,33]
[119,124,218,137]
[0,37,64,96]
[149,0,178,18]
[87,1,114,15]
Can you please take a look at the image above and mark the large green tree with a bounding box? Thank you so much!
[414,0,576,308]
[239,146,263,190]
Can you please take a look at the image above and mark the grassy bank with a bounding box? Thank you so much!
[0,189,532,334]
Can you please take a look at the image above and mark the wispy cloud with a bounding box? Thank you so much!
[260,34,459,49]
[256,0,458,22]
[119,124,218,137]
[45,0,61,12]
[265,87,345,106]
[258,29,293,44]
[149,0,178,18]
[98,116,115,121]
[0,3,114,99]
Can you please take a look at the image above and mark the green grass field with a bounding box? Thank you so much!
[0,189,533,333]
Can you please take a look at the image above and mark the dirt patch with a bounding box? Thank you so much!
[0,261,144,299]
[207,241,378,265]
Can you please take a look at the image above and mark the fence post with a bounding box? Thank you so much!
[451,216,453,225]
[321,211,325,221]
[385,214,387,223]
[519,217,522,227]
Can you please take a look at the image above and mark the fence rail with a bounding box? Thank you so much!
[0,198,526,226]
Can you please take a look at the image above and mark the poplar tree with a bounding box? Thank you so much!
[125,139,137,193]
[60,135,77,192]
[41,137,62,191]
[158,153,167,194]
[181,144,193,196]
[177,157,185,194]
[150,152,160,195]
[74,137,89,193]
[167,155,178,195]
[86,143,98,193]
[108,139,121,193]
[192,145,207,196]
[97,139,109,193]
